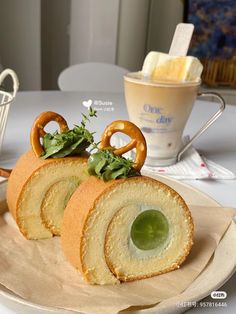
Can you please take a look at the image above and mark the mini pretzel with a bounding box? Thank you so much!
[0,168,12,178]
[30,111,69,157]
[100,120,147,171]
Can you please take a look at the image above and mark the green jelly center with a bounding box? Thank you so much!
[131,209,169,250]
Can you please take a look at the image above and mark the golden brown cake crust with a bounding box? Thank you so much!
[7,150,88,238]
[61,175,194,283]
[61,176,119,280]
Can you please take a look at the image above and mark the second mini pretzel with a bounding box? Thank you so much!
[100,120,147,171]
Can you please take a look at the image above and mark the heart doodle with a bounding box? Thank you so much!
[82,99,93,109]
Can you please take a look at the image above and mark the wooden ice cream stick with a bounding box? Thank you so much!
[169,23,194,56]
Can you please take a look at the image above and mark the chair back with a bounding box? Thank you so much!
[58,62,129,92]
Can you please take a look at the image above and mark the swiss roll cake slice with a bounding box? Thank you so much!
[7,151,88,239]
[61,120,194,285]
[61,175,193,284]
[6,110,96,239]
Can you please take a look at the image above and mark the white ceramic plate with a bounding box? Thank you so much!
[0,175,235,314]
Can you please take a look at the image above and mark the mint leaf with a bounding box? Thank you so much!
[87,149,140,181]
[40,109,96,159]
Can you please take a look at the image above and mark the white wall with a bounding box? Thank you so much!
[115,0,183,71]
[116,0,150,71]
[70,0,120,65]
[0,0,41,90]
[147,0,184,53]
[41,0,70,90]
[69,0,150,72]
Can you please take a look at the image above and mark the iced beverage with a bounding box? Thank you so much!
[124,52,225,166]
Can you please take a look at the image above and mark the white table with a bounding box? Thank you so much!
[0,91,235,314]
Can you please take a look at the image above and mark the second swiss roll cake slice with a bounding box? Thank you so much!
[61,120,194,285]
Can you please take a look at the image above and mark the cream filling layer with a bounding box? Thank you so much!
[17,160,87,239]
[41,176,80,235]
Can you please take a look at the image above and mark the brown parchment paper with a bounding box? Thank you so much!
[0,205,235,314]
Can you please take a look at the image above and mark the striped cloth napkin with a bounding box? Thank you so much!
[112,135,235,180]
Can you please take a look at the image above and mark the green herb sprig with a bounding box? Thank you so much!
[40,107,97,159]
[87,148,140,181]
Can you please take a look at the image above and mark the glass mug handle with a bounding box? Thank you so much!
[177,92,226,162]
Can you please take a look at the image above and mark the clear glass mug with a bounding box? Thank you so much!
[124,73,225,167]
